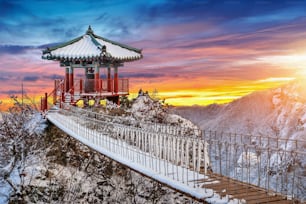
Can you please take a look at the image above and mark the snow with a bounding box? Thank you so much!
[45,34,141,60]
[172,79,306,201]
[0,159,14,178]
[46,111,244,203]
[96,38,142,59]
[0,167,20,204]
[25,113,48,135]
[130,95,199,132]
[0,112,48,204]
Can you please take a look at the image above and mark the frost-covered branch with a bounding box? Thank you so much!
[0,96,44,202]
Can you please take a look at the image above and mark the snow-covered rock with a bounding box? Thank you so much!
[130,95,198,131]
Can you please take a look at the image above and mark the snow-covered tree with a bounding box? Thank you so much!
[0,96,43,202]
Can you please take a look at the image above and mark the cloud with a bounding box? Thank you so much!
[42,74,63,80]
[121,73,165,78]
[0,45,34,54]
[23,76,39,82]
[164,94,195,99]
[0,89,22,95]
[0,76,10,81]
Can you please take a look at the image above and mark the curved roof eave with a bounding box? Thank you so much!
[42,36,83,55]
[92,33,142,54]
[41,26,143,61]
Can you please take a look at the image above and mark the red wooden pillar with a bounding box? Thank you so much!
[114,66,118,93]
[53,80,56,104]
[80,79,83,94]
[65,67,69,92]
[69,67,74,94]
[94,66,100,92]
[107,66,111,92]
[44,92,48,111]
[40,97,43,111]
[61,82,65,103]
[99,79,102,92]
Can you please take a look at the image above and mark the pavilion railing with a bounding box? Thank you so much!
[73,78,129,94]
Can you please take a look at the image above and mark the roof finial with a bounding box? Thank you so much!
[86,25,93,34]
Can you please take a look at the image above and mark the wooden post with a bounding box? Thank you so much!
[53,80,56,104]
[40,97,43,111]
[80,79,83,94]
[65,67,69,92]
[69,67,74,95]
[99,79,102,92]
[94,65,100,92]
[107,66,111,92]
[44,92,48,111]
[60,84,65,105]
[114,66,118,93]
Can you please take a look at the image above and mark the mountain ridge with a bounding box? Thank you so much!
[173,80,306,142]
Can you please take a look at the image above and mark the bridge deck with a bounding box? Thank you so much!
[198,173,293,203]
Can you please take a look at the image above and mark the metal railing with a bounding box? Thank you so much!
[47,109,215,200]
[203,130,306,201]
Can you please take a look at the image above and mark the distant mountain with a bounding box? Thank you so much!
[173,79,306,142]
[173,80,306,201]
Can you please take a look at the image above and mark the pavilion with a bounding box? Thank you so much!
[41,26,142,110]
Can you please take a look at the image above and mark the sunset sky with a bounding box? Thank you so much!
[1,0,306,109]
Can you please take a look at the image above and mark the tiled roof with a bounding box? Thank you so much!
[42,26,142,62]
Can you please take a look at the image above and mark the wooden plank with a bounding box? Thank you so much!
[264,200,295,204]
[224,188,264,198]
[203,182,251,193]
[247,195,288,204]
[199,173,298,203]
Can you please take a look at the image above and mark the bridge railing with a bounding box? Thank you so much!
[49,109,210,189]
[203,130,306,201]
[63,104,203,137]
[51,106,306,201]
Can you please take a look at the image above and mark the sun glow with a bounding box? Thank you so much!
[257,52,306,77]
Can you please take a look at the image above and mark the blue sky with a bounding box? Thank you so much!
[1,0,306,45]
[1,0,306,107]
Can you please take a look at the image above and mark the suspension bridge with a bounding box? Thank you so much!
[45,105,305,204]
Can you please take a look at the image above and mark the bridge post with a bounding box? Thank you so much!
[186,139,190,185]
[181,139,185,183]
[44,92,48,111]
